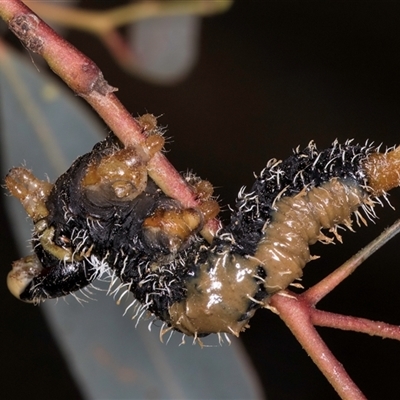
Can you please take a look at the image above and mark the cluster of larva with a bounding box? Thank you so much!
[5,114,400,340]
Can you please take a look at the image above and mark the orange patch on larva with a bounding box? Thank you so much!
[364,146,400,195]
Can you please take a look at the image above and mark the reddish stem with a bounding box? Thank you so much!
[266,219,400,398]
[270,292,366,400]
[99,29,136,71]
[304,218,400,305]
[310,309,400,340]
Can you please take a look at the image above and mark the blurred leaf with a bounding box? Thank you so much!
[128,14,201,83]
[0,43,264,399]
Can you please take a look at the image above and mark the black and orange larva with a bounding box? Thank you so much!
[5,117,400,338]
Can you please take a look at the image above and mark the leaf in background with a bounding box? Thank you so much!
[0,43,264,399]
[127,14,201,84]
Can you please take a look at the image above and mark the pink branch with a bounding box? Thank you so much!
[311,309,400,340]
[304,218,400,305]
[270,292,367,399]
[268,220,400,398]
[0,0,220,238]
[99,29,137,72]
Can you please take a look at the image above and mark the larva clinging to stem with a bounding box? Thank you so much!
[5,115,400,338]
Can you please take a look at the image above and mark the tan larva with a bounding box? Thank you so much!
[6,133,400,339]
[167,179,368,336]
[165,143,400,336]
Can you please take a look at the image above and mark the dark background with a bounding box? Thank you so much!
[2,1,400,399]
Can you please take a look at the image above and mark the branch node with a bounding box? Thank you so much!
[81,63,117,96]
